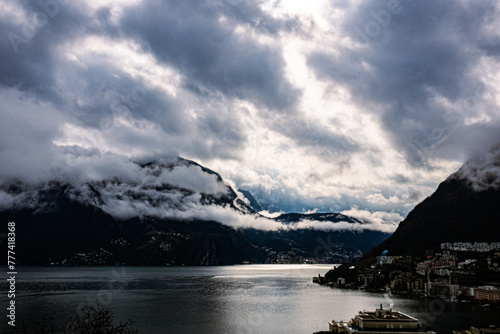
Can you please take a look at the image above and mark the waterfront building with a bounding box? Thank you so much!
[327,305,436,334]
[425,282,460,301]
[474,287,500,302]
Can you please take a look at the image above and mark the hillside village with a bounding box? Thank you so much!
[317,241,500,304]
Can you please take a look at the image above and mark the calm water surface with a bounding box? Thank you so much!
[2,265,499,333]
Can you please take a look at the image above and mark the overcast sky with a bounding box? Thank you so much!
[1,0,500,221]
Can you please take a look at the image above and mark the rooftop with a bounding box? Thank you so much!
[328,305,433,334]
[355,305,418,322]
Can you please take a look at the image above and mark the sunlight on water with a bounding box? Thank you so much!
[1,265,499,334]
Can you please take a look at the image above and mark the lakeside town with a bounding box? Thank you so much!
[315,241,500,305]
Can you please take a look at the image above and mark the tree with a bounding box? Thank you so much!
[2,306,139,334]
[63,306,139,334]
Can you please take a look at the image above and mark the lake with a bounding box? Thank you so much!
[1,265,499,333]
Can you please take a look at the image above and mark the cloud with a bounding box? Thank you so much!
[118,0,301,111]
[308,0,500,167]
[366,194,399,206]
[0,189,39,211]
[0,147,399,232]
[1,0,499,229]
[453,144,500,191]
[340,207,403,233]
[259,210,284,219]
[293,219,366,232]
[0,89,66,183]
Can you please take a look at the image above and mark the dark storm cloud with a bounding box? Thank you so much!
[309,0,500,167]
[0,0,262,161]
[54,61,183,131]
[118,0,301,111]
[0,0,305,161]
[393,174,410,184]
[196,110,248,158]
[0,2,184,130]
[275,120,359,155]
[0,89,66,183]
[0,1,87,97]
[219,0,303,35]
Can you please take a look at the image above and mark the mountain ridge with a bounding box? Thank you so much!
[0,157,390,265]
[366,146,500,257]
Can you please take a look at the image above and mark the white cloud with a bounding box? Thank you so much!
[259,210,284,218]
[366,194,399,206]
[293,219,366,232]
[340,207,403,233]
[454,144,500,191]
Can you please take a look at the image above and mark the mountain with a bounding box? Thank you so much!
[366,145,500,257]
[238,188,263,212]
[276,212,360,225]
[244,212,390,263]
[0,157,390,265]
